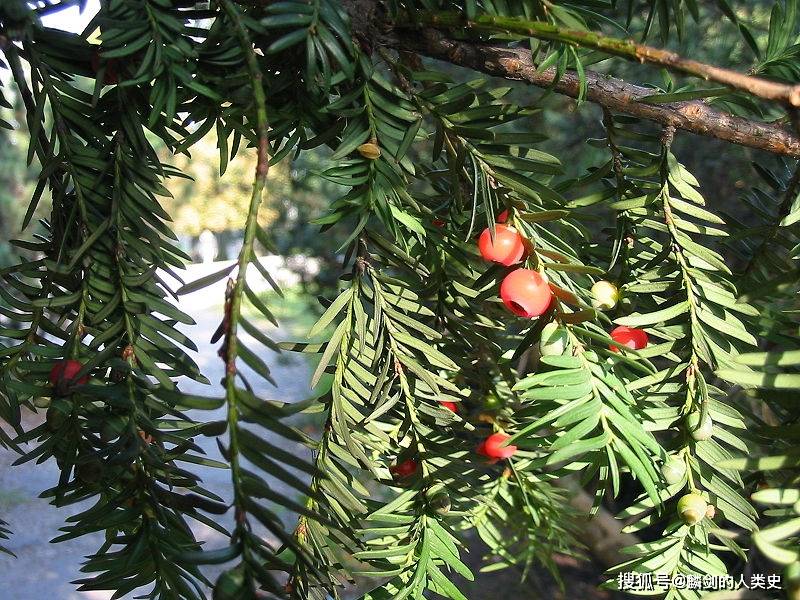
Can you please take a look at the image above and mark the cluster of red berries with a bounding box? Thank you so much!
[389,432,518,481]
[477,211,552,319]
[475,211,651,352]
[391,212,654,485]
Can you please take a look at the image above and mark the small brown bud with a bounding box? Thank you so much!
[357,141,381,160]
[477,413,495,424]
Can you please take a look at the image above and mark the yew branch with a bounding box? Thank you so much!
[399,11,800,108]
[393,29,800,158]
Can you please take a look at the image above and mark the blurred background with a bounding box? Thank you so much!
[0,1,787,598]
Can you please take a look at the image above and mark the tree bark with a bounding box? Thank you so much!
[391,29,800,158]
[399,11,800,108]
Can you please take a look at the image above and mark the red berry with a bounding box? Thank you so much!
[477,433,517,463]
[497,209,509,223]
[432,218,446,228]
[49,360,89,387]
[499,269,552,318]
[477,224,525,266]
[439,400,457,413]
[609,326,648,352]
[475,440,493,462]
[389,459,418,479]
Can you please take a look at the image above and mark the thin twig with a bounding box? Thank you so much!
[217,0,271,576]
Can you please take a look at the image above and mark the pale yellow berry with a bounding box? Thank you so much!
[686,412,714,441]
[677,493,708,525]
[539,322,569,356]
[591,280,619,311]
[660,456,686,485]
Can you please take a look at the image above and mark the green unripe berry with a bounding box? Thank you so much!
[428,491,451,515]
[590,280,619,311]
[213,567,247,600]
[484,393,504,410]
[677,493,708,525]
[539,322,569,356]
[46,398,72,431]
[33,396,51,409]
[660,456,686,485]
[686,412,714,441]
[426,484,451,515]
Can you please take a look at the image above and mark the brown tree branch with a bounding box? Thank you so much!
[392,29,800,158]
[399,11,800,108]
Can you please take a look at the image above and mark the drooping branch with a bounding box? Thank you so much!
[392,29,800,158]
[398,11,800,108]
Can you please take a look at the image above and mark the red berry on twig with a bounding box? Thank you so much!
[609,326,648,352]
[49,360,89,388]
[389,459,418,479]
[478,224,525,266]
[499,269,552,318]
[476,432,517,463]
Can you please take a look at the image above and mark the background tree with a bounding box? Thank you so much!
[0,90,37,267]
[0,1,799,599]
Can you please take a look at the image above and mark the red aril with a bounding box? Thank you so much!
[477,432,517,463]
[439,400,457,413]
[389,459,418,479]
[477,224,525,266]
[609,326,648,352]
[49,360,89,387]
[500,269,552,318]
